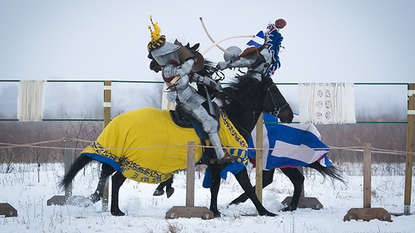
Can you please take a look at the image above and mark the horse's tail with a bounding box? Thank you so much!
[59,155,93,189]
[307,161,346,184]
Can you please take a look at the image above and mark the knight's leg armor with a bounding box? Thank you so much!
[185,104,225,159]
[208,132,225,159]
[175,76,225,159]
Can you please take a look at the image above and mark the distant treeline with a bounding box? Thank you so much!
[0,116,409,165]
[317,123,407,164]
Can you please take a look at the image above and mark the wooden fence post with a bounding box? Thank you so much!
[186,141,196,207]
[165,141,213,219]
[405,83,414,215]
[0,203,17,217]
[363,143,372,208]
[255,113,263,203]
[102,81,111,211]
[343,143,391,222]
[103,81,112,127]
[47,138,77,206]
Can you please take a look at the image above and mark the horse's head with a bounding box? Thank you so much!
[261,78,293,123]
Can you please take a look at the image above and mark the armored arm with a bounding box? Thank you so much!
[217,57,257,70]
[217,47,265,70]
[176,59,194,76]
[192,73,222,91]
[162,59,195,78]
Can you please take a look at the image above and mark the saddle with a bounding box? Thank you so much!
[169,102,220,164]
[169,102,220,139]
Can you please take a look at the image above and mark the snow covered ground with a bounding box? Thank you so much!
[0,162,414,233]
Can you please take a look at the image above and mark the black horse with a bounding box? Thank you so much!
[61,74,293,217]
[229,160,345,211]
[154,126,345,212]
[153,175,174,197]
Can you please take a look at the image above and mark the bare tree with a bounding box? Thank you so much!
[0,148,16,173]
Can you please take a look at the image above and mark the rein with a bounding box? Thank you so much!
[266,84,288,117]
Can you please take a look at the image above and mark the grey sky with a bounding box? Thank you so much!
[1,0,414,82]
[0,0,413,119]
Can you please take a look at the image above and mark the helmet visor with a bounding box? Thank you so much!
[153,51,180,66]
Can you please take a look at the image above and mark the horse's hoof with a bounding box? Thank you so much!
[213,211,221,218]
[228,201,237,206]
[281,206,296,212]
[166,187,174,198]
[259,210,277,217]
[89,192,101,203]
[229,197,246,206]
[229,200,241,206]
[111,209,126,216]
[210,208,221,218]
[153,189,164,196]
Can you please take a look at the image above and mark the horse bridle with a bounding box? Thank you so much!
[266,84,289,117]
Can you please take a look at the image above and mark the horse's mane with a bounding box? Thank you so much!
[219,75,267,139]
[197,59,218,77]
[221,75,265,114]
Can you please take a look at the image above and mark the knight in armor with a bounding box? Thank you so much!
[147,17,225,160]
[217,18,286,80]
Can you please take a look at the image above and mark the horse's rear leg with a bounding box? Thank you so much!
[153,182,166,196]
[234,168,276,216]
[280,167,304,211]
[230,169,275,205]
[153,175,174,198]
[90,163,115,203]
[209,166,222,217]
[110,172,126,216]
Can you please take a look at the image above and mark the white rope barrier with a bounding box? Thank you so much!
[0,138,413,156]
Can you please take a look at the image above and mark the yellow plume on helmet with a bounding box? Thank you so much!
[147,16,166,52]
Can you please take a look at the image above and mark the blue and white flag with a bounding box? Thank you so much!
[247,31,265,47]
[248,113,332,170]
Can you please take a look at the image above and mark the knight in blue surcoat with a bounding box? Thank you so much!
[217,19,286,81]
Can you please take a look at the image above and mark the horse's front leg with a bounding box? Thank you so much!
[229,169,275,205]
[90,163,115,203]
[234,168,276,216]
[208,165,222,217]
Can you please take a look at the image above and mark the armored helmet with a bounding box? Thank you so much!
[147,16,180,66]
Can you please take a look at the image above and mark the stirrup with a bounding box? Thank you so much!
[216,156,236,164]
[209,151,235,164]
